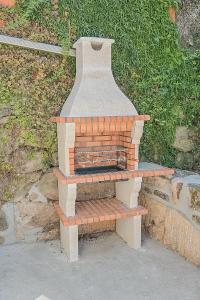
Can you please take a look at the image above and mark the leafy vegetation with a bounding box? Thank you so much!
[1,0,200,171]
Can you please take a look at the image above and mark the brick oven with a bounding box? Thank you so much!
[50,37,174,261]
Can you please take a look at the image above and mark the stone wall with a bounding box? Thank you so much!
[0,170,59,244]
[0,175,116,244]
[140,170,200,266]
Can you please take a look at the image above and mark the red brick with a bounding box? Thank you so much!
[94,135,111,141]
[104,120,110,132]
[110,120,116,131]
[76,136,93,142]
[0,19,5,27]
[0,0,15,7]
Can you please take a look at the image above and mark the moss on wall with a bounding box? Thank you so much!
[0,41,74,201]
[0,0,200,197]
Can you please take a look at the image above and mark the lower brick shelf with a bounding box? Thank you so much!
[53,198,148,227]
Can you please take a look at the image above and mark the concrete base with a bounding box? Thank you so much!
[60,222,78,262]
[116,216,141,249]
[0,233,199,300]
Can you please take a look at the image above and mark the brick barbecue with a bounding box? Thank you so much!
[50,37,174,261]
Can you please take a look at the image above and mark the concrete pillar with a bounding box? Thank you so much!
[58,181,76,216]
[116,216,141,249]
[116,177,142,208]
[131,121,144,170]
[116,177,142,249]
[60,222,78,262]
[57,123,75,176]
[57,122,78,261]
[58,181,78,261]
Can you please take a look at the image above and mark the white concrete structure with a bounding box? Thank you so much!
[56,37,148,261]
[61,37,138,117]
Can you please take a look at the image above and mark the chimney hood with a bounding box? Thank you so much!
[60,37,138,117]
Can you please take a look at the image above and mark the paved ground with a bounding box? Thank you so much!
[0,233,199,300]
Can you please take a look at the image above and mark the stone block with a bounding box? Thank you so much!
[171,174,200,215]
[189,184,200,211]
[0,209,8,231]
[177,0,200,48]
[0,116,10,125]
[15,201,58,242]
[175,152,195,169]
[29,171,58,202]
[142,175,172,190]
[173,126,196,152]
[12,150,44,173]
[37,221,59,241]
[0,128,15,157]
[0,106,11,118]
[16,201,58,227]
[13,172,42,203]
[0,203,16,244]
[153,190,169,202]
[140,192,167,241]
[142,175,172,204]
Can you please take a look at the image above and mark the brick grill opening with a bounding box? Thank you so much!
[74,128,137,174]
[51,115,150,176]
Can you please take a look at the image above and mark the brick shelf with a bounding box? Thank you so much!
[54,198,148,227]
[53,165,175,184]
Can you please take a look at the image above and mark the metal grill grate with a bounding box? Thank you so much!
[75,165,124,175]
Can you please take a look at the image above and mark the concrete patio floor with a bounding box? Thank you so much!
[0,233,199,300]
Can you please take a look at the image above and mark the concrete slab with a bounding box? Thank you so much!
[0,233,199,300]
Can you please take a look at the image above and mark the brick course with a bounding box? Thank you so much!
[54,198,148,227]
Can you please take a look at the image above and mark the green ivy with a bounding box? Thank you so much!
[2,0,200,170]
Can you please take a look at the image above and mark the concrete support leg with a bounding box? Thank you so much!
[115,178,142,249]
[58,182,78,261]
[116,178,142,208]
[57,122,77,262]
[58,181,77,216]
[60,222,78,262]
[131,121,144,170]
[116,216,141,249]
[57,123,75,176]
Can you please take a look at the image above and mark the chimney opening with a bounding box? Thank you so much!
[91,41,103,51]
